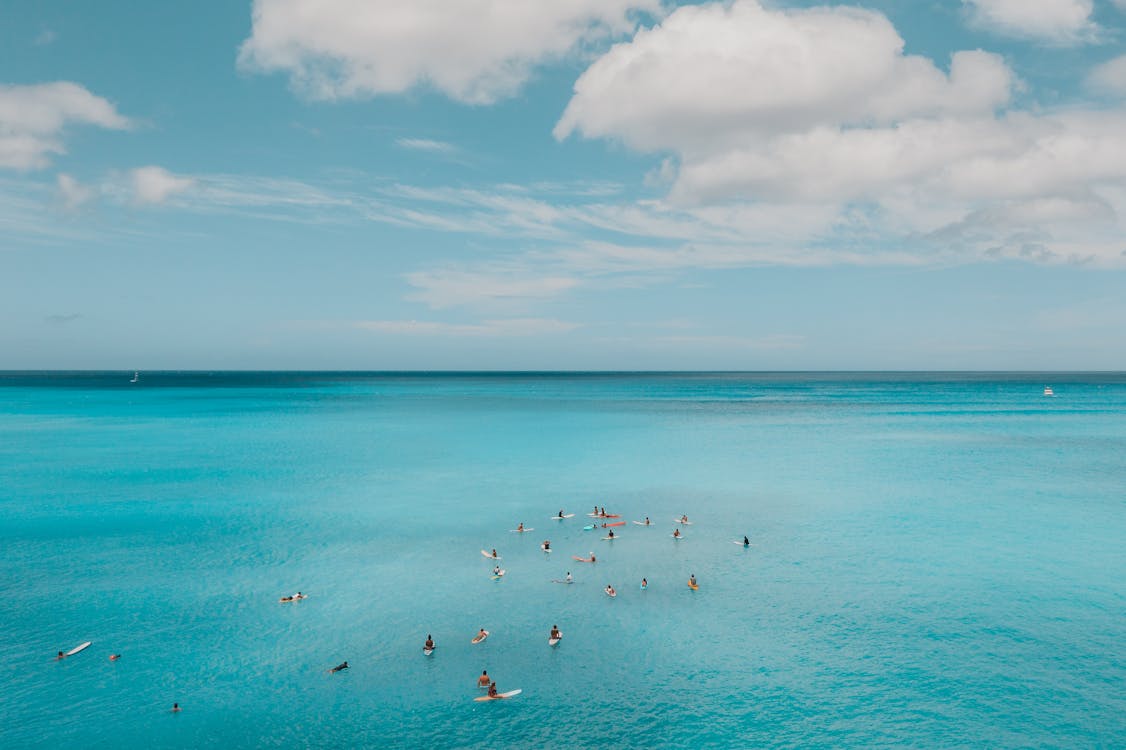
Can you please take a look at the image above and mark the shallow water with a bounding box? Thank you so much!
[2,372,1124,748]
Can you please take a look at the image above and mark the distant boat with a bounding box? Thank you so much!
[130,371,139,383]
[1043,386,1054,397]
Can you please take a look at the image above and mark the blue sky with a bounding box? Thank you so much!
[3,0,1126,370]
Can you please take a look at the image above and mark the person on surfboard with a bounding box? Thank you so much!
[329,661,349,673]
[558,510,565,518]
[490,548,499,558]
[542,540,551,551]
[517,522,524,532]
[641,577,648,589]
[607,529,615,539]
[673,528,681,538]
[605,584,616,596]
[743,536,750,546]
[424,635,435,651]
[689,574,697,587]
[566,571,573,582]
[488,682,498,697]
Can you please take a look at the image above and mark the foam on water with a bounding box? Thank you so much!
[1,372,1124,748]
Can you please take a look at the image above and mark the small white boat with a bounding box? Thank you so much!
[1043,386,1054,397]
[130,371,139,383]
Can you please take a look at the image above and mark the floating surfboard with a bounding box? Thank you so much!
[601,536,618,541]
[471,631,489,644]
[65,642,91,657]
[551,578,574,584]
[549,632,563,646]
[601,521,626,527]
[481,550,501,559]
[474,689,522,702]
[551,514,575,520]
[572,556,595,563]
[674,518,694,525]
[423,647,435,656]
[582,525,595,531]
[688,581,699,590]
[632,520,652,526]
[732,540,754,547]
[605,588,617,597]
[510,528,534,533]
[587,513,621,518]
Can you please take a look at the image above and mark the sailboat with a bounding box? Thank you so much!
[130,371,139,383]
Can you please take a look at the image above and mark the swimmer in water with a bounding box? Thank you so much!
[171,703,181,713]
[478,670,491,687]
[641,577,648,589]
[329,661,349,673]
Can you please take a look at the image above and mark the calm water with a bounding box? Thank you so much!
[2,372,1124,748]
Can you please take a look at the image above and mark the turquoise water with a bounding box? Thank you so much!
[2,372,1124,748]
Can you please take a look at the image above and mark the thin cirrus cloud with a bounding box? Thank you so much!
[237,0,660,104]
[0,81,130,169]
[962,0,1098,44]
[354,317,579,337]
[394,137,456,154]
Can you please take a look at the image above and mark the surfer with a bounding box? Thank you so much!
[110,654,121,661]
[493,565,501,576]
[680,514,689,524]
[517,522,524,532]
[329,661,349,673]
[542,540,551,551]
[490,548,499,559]
[488,682,498,698]
[478,670,491,687]
[565,571,573,583]
[558,510,565,518]
[743,535,750,546]
[550,625,562,640]
[673,528,681,538]
[607,529,615,539]
[171,703,181,713]
[600,506,607,517]
[605,584,616,596]
[590,552,596,563]
[424,635,435,651]
[641,577,647,589]
[56,651,65,660]
[689,574,697,587]
[475,628,488,642]
[644,517,651,525]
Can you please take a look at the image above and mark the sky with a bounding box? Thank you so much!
[2,0,1126,371]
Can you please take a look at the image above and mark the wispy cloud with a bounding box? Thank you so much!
[354,318,579,337]
[395,137,457,154]
[33,29,57,46]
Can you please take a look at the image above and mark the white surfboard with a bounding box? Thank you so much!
[481,550,501,559]
[601,536,619,541]
[605,588,617,597]
[632,520,652,526]
[551,514,575,520]
[471,630,490,644]
[549,631,563,646]
[65,641,91,657]
[474,688,522,702]
[510,528,534,533]
[423,647,435,656]
[674,518,694,525]
[672,534,684,539]
[733,540,754,546]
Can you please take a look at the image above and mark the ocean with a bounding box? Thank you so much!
[1,372,1124,748]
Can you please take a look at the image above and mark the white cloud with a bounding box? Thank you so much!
[356,317,578,336]
[129,166,195,205]
[34,29,57,46]
[395,137,456,154]
[239,0,660,104]
[556,2,1013,151]
[1088,54,1126,97]
[963,0,1097,44]
[56,173,95,210]
[0,82,130,169]
[405,267,579,309]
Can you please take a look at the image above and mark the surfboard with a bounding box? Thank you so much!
[674,518,694,525]
[551,514,575,520]
[605,589,617,597]
[65,641,91,657]
[481,550,501,559]
[491,569,506,578]
[601,536,618,541]
[632,520,652,526]
[582,524,595,530]
[540,544,552,552]
[474,689,522,702]
[471,631,489,644]
[549,631,563,646]
[688,581,699,590]
[672,534,684,539]
[587,513,621,518]
[510,528,534,533]
[601,521,626,527]
[551,579,574,584]
[732,540,753,547]
[572,556,595,562]
[423,647,435,656]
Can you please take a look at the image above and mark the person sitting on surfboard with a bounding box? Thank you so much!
[558,510,565,518]
[641,577,647,589]
[171,703,181,713]
[488,682,498,697]
[565,571,573,582]
[478,670,491,687]
[743,536,750,546]
[517,522,524,532]
[689,574,697,587]
[329,661,349,673]
[475,628,488,641]
[605,584,616,596]
[673,528,681,538]
[542,540,551,550]
[493,565,501,575]
[424,635,435,651]
[490,548,499,558]
[681,514,689,524]
[607,529,615,539]
[550,625,561,639]
[644,517,651,525]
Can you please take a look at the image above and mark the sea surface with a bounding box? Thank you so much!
[1,372,1124,749]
